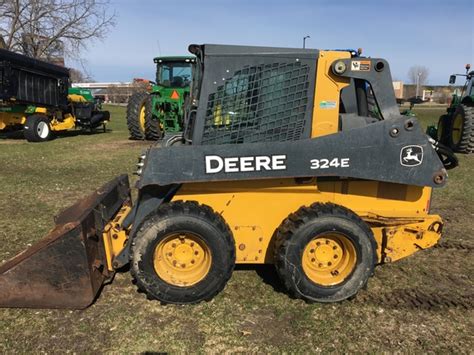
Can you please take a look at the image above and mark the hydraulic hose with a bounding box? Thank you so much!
[428,136,458,170]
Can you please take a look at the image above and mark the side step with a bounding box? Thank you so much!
[0,175,130,309]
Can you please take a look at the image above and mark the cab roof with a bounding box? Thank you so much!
[153,56,195,63]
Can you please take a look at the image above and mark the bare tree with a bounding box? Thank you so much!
[0,0,115,60]
[408,65,430,85]
[69,67,92,83]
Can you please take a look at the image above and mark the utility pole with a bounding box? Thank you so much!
[303,35,310,49]
[416,72,421,98]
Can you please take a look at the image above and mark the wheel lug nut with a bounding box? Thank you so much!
[311,258,315,262]
[172,243,176,248]
[318,263,323,267]
[328,262,332,266]
[172,260,177,266]
[181,264,186,268]
[310,249,315,253]
[168,252,172,257]
[326,240,330,244]
[331,270,339,276]
[191,260,195,264]
[190,242,194,247]
[333,255,338,259]
[333,246,337,250]
[194,251,199,255]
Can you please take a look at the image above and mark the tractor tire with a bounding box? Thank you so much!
[144,96,163,140]
[274,203,376,303]
[126,92,149,140]
[23,115,53,142]
[448,104,474,153]
[130,201,235,304]
[437,114,450,145]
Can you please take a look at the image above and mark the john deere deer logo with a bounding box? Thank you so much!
[400,145,423,167]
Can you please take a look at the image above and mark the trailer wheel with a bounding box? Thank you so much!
[274,203,376,303]
[131,201,235,304]
[449,104,474,153]
[126,92,149,140]
[23,115,53,142]
[144,95,164,140]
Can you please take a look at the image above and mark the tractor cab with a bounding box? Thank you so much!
[154,56,195,88]
[448,64,474,104]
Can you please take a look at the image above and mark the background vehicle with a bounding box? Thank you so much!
[434,64,474,153]
[127,56,195,140]
[0,44,453,308]
[0,48,110,142]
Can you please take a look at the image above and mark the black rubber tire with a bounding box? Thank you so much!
[448,104,474,154]
[274,203,377,303]
[23,114,53,142]
[130,201,235,304]
[144,95,163,141]
[437,114,450,146]
[126,92,148,140]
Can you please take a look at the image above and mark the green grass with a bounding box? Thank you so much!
[0,105,472,352]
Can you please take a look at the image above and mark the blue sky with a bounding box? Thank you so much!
[80,0,473,85]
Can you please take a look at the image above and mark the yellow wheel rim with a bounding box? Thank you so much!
[452,113,463,145]
[302,233,357,286]
[153,233,212,287]
[139,105,146,131]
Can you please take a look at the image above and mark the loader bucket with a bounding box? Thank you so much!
[0,174,130,309]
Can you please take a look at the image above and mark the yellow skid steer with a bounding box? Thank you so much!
[0,44,457,308]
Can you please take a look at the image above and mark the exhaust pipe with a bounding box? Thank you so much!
[0,175,130,309]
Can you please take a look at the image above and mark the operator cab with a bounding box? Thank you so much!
[153,56,195,88]
[449,64,473,101]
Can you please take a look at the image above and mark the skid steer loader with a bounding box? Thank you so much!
[0,44,457,309]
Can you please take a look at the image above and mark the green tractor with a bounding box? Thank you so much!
[127,56,195,140]
[435,64,474,153]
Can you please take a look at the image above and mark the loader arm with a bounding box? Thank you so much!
[138,116,446,188]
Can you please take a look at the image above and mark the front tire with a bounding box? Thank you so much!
[144,96,164,140]
[130,201,235,304]
[23,115,53,142]
[274,203,376,303]
[126,92,149,140]
[437,114,450,145]
[448,104,474,153]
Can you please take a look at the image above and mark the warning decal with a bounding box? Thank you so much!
[351,60,371,71]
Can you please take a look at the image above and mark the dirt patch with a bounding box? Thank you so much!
[237,308,300,347]
[357,288,473,310]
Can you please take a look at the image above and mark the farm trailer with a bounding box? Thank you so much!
[0,48,110,142]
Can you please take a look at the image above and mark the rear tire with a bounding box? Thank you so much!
[144,95,163,140]
[448,104,474,153]
[126,92,148,140]
[274,203,376,303]
[23,115,53,142]
[130,201,235,304]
